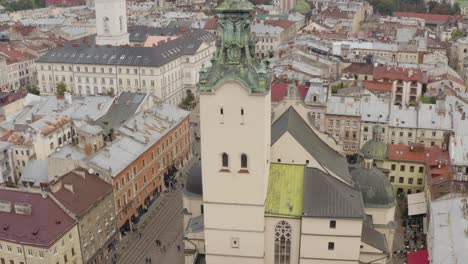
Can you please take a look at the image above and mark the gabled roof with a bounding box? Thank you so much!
[271,106,352,183]
[0,189,76,248]
[361,220,388,253]
[265,163,304,218]
[303,168,364,219]
[51,169,113,217]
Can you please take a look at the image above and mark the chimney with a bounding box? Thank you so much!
[50,180,62,193]
[63,183,74,193]
[40,191,48,199]
[14,203,32,215]
[74,169,86,179]
[0,200,12,212]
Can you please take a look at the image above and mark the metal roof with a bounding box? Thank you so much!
[271,106,352,183]
[265,163,304,219]
[37,30,215,67]
[303,168,364,219]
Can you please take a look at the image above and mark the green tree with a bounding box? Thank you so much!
[56,82,67,96]
[292,0,311,14]
[452,28,467,39]
[181,89,195,110]
[26,85,40,95]
[377,0,397,15]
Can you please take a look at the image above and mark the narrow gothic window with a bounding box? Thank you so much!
[241,154,248,168]
[103,17,110,33]
[222,153,229,168]
[119,16,124,32]
[274,221,291,264]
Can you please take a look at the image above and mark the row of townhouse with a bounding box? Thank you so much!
[0,91,194,262]
[35,30,216,105]
[2,91,192,234]
[0,167,118,264]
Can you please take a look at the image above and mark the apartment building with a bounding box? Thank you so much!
[0,189,83,264]
[8,114,72,180]
[373,66,424,107]
[49,169,118,264]
[325,96,362,155]
[359,92,390,148]
[36,30,216,104]
[89,103,191,231]
[381,144,427,194]
[387,105,418,146]
[0,44,37,91]
[416,102,451,149]
[0,142,13,184]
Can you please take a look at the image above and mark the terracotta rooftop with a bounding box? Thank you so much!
[373,66,424,83]
[388,144,452,200]
[204,16,218,30]
[0,92,26,107]
[0,189,76,248]
[50,169,113,217]
[271,82,288,102]
[363,81,392,92]
[343,63,374,76]
[264,19,296,30]
[393,12,461,24]
[11,24,36,36]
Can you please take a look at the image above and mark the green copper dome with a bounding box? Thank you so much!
[198,0,270,94]
[360,140,388,160]
[349,167,396,208]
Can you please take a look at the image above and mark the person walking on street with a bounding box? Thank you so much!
[139,232,142,238]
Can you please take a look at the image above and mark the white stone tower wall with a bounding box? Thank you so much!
[200,81,271,263]
[95,0,129,46]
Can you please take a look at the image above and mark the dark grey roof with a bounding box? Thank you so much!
[349,166,396,208]
[271,106,352,183]
[303,168,364,219]
[62,27,182,46]
[362,220,388,253]
[185,161,202,195]
[128,26,181,42]
[37,30,215,67]
[186,214,204,233]
[93,92,146,134]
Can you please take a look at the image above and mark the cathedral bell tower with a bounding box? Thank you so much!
[198,0,271,263]
[95,0,129,46]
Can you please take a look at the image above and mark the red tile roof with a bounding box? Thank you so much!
[363,81,392,92]
[373,66,424,83]
[407,249,429,264]
[388,144,452,200]
[0,92,26,107]
[343,63,374,76]
[204,16,218,31]
[11,24,36,37]
[264,19,295,30]
[394,12,460,24]
[0,189,76,248]
[51,170,113,217]
[271,82,288,102]
[0,43,36,63]
[298,84,308,100]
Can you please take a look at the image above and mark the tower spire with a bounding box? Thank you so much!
[198,0,270,94]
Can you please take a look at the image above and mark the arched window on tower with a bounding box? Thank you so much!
[241,154,248,169]
[103,17,110,33]
[222,153,229,168]
[274,221,292,264]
